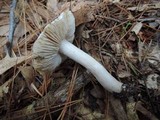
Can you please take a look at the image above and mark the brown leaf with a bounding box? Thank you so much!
[47,0,58,12]
[73,3,95,26]
[0,37,7,49]
[58,1,96,26]
[0,25,9,36]
[0,54,32,75]
[19,66,42,97]
[118,70,131,78]
[19,66,35,83]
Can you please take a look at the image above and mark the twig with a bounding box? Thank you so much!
[136,101,159,120]
[58,64,79,120]
[3,70,91,119]
[6,0,18,57]
[110,95,128,120]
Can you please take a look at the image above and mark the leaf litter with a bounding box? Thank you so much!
[0,0,160,119]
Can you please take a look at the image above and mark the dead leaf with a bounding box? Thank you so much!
[127,3,160,11]
[19,66,35,82]
[149,22,159,28]
[32,5,51,21]
[0,54,32,75]
[73,3,95,26]
[108,0,120,3]
[124,49,138,63]
[19,66,42,97]
[118,71,131,78]
[139,73,159,89]
[30,83,42,97]
[126,101,139,120]
[0,25,9,36]
[131,22,143,35]
[0,37,7,49]
[0,22,28,49]
[82,30,92,39]
[76,104,105,120]
[147,45,160,67]
[0,79,12,101]
[26,10,43,29]
[103,0,120,3]
[146,74,159,89]
[59,1,96,26]
[47,0,58,12]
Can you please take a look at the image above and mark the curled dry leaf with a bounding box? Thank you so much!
[131,22,143,35]
[82,30,92,39]
[19,66,35,82]
[19,66,42,97]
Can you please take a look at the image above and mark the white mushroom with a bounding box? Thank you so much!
[32,10,124,93]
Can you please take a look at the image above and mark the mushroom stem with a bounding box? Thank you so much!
[59,40,123,93]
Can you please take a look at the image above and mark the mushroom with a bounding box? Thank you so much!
[32,10,125,93]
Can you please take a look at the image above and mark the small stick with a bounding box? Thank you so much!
[136,101,159,120]
[6,0,18,57]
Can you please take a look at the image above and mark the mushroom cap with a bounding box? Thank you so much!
[32,10,75,74]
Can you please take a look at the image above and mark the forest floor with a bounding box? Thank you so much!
[0,0,160,119]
